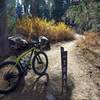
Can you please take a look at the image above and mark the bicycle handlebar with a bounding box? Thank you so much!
[28,41,41,49]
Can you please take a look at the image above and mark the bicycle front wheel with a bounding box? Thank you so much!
[0,61,21,94]
[32,52,48,75]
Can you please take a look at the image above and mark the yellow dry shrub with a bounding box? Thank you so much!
[16,17,33,37]
[56,22,75,41]
[32,18,54,37]
[16,17,75,41]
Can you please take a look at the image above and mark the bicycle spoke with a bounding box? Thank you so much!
[33,52,48,75]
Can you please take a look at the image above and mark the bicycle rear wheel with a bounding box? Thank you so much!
[0,61,21,94]
[32,52,48,75]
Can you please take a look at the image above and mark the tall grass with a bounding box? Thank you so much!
[16,17,75,42]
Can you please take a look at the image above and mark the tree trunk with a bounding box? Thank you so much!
[30,0,38,17]
[0,0,10,57]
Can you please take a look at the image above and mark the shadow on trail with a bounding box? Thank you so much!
[0,74,49,100]
[47,74,75,100]
[0,73,74,100]
[66,76,75,100]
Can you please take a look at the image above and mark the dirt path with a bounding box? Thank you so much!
[0,37,99,100]
[47,40,99,100]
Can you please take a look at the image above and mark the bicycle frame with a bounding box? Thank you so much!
[15,47,40,67]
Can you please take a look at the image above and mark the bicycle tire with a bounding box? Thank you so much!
[32,52,48,75]
[0,61,21,94]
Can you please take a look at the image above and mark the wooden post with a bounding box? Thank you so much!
[61,47,68,99]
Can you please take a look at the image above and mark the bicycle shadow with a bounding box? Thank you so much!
[0,73,49,100]
[0,73,74,100]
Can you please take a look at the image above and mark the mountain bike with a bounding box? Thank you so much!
[0,42,48,94]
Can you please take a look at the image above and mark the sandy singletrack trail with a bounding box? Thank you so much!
[47,40,99,100]
[0,37,99,100]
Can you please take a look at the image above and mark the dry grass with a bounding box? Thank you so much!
[16,17,75,42]
[77,32,100,68]
[77,32,100,53]
[76,32,100,89]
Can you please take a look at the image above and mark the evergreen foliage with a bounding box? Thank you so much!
[66,0,100,33]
